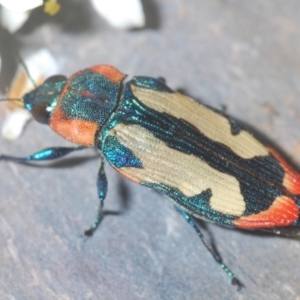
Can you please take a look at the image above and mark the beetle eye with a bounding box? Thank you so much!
[45,75,67,83]
[31,102,51,124]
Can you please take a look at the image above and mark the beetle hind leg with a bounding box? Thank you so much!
[84,154,108,236]
[175,207,244,290]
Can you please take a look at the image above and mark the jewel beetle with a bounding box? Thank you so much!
[1,65,300,289]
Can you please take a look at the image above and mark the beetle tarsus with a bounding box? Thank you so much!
[84,201,104,237]
[221,262,244,290]
[84,217,101,237]
[232,277,244,291]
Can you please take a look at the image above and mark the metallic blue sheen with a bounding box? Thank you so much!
[28,147,85,161]
[60,70,121,126]
[102,136,143,169]
[131,76,174,93]
[32,149,56,160]
[97,165,108,202]
[142,182,236,226]
[24,79,66,113]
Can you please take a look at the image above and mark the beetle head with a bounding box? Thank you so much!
[23,75,67,124]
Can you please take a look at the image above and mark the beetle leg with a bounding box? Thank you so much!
[84,154,108,236]
[217,104,226,114]
[175,207,244,290]
[0,146,86,162]
[157,77,166,83]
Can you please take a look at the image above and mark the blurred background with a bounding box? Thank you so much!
[0,1,300,299]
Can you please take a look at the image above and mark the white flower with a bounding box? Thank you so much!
[0,7,30,33]
[0,0,43,33]
[90,0,145,29]
[0,0,43,12]
[0,0,60,32]
[1,49,59,140]
[0,0,144,33]
[1,109,32,140]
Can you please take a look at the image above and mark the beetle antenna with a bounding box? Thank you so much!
[0,97,23,104]
[15,52,37,89]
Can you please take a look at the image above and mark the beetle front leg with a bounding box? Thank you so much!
[175,206,244,290]
[84,154,108,236]
[0,146,86,163]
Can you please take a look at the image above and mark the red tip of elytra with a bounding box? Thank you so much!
[268,147,300,195]
[90,65,126,83]
[232,195,299,229]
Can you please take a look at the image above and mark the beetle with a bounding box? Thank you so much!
[1,64,300,289]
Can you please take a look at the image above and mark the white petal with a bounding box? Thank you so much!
[8,48,60,98]
[90,0,145,29]
[0,6,30,33]
[1,108,31,140]
[0,0,43,12]
[1,49,59,140]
